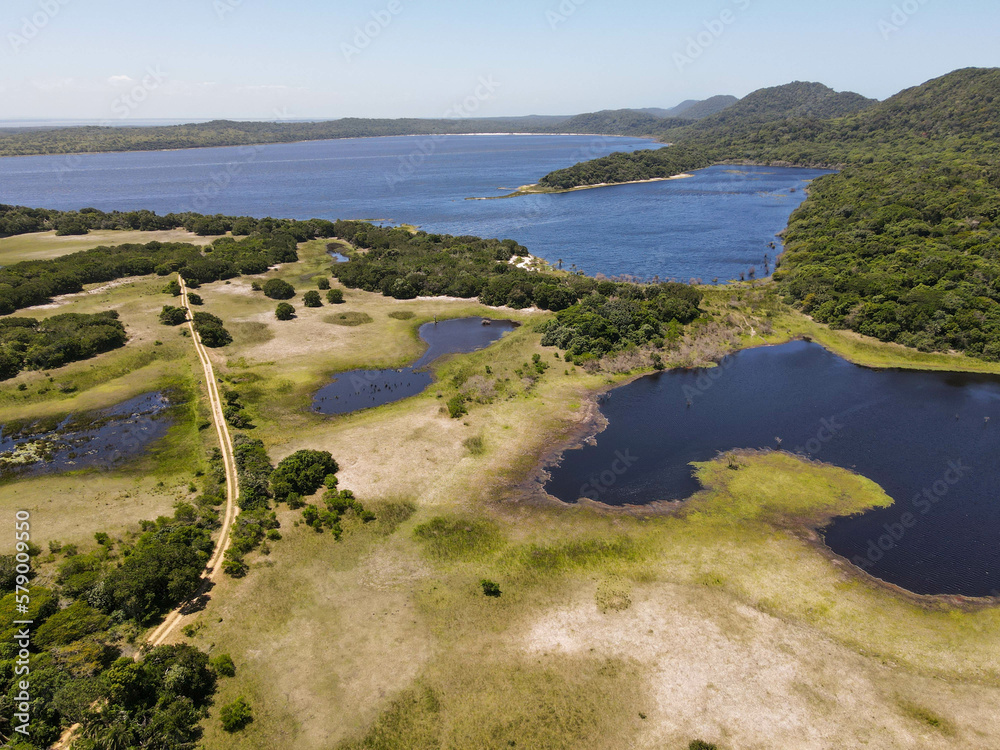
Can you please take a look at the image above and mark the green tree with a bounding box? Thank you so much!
[262,278,295,300]
[275,302,295,320]
[220,697,254,732]
[159,306,187,326]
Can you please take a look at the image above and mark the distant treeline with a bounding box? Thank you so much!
[0,116,610,157]
[0,204,340,240]
[538,68,1000,361]
[0,102,755,158]
[332,221,702,358]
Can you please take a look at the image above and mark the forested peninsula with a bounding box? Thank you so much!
[539,70,1000,361]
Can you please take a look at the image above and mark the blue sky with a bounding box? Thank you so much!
[1,0,998,121]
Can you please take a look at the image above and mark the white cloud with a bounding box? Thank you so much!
[108,75,134,86]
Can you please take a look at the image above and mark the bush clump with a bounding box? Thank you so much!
[220,697,254,732]
[159,305,187,326]
[192,311,232,347]
[262,278,295,300]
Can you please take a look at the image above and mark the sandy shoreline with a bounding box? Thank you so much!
[469,172,694,200]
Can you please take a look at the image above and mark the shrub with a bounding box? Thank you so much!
[275,302,295,320]
[162,279,181,296]
[262,278,295,300]
[689,742,718,750]
[447,395,467,419]
[326,288,344,304]
[389,310,415,320]
[317,278,331,290]
[480,579,502,597]
[211,653,236,678]
[159,306,187,326]
[220,697,253,732]
[187,292,203,306]
[303,290,322,307]
[271,450,339,503]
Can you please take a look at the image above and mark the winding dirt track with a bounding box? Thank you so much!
[145,277,240,648]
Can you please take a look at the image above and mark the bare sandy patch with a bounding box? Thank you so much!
[523,583,1000,749]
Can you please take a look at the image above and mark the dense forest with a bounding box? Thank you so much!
[538,68,1000,360]
[0,312,127,380]
[332,221,702,358]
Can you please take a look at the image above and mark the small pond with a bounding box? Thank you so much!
[313,318,517,415]
[0,392,173,479]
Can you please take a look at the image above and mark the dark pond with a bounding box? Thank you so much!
[544,341,1000,597]
[0,392,173,479]
[313,318,517,415]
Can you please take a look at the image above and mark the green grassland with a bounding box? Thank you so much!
[0,228,218,263]
[2,232,999,748]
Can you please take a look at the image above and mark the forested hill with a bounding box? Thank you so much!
[539,68,1000,362]
[684,82,876,132]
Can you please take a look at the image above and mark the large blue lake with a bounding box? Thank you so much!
[0,135,830,282]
